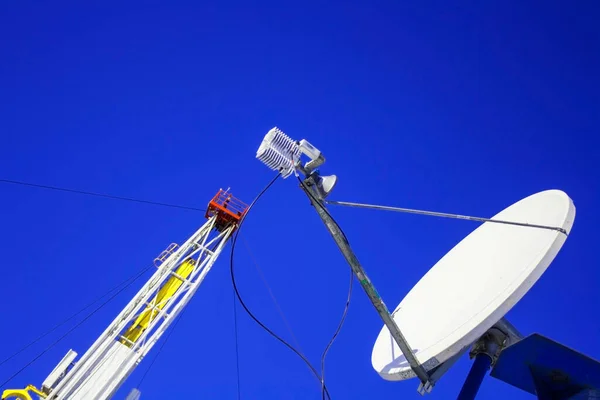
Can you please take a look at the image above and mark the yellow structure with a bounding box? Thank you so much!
[2,385,46,400]
[121,258,196,345]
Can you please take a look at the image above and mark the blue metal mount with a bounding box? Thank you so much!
[457,353,493,400]
[491,333,600,399]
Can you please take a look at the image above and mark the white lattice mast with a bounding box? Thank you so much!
[3,190,248,400]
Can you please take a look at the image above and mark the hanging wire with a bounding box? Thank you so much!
[240,235,304,354]
[0,265,152,369]
[319,269,353,400]
[229,171,332,400]
[0,179,206,212]
[0,265,152,388]
[137,306,188,388]
[296,176,354,399]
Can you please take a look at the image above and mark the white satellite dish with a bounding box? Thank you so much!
[371,189,576,381]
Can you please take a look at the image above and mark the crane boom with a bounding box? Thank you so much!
[2,189,248,400]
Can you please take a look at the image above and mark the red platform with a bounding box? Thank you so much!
[205,190,249,231]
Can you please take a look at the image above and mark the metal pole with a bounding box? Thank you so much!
[456,353,492,400]
[300,178,430,386]
[326,200,567,235]
[456,328,504,400]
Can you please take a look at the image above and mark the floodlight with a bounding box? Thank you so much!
[316,174,338,198]
[256,127,325,178]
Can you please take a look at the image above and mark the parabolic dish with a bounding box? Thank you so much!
[371,189,576,381]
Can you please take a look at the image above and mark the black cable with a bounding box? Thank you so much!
[0,179,205,212]
[296,175,354,400]
[320,271,353,400]
[0,264,153,369]
[0,265,152,389]
[240,235,305,354]
[230,171,332,400]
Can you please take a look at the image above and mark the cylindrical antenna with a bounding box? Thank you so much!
[256,127,301,178]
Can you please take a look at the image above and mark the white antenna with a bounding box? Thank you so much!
[256,127,300,178]
[256,127,326,178]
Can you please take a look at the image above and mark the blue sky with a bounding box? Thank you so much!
[1,1,599,399]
